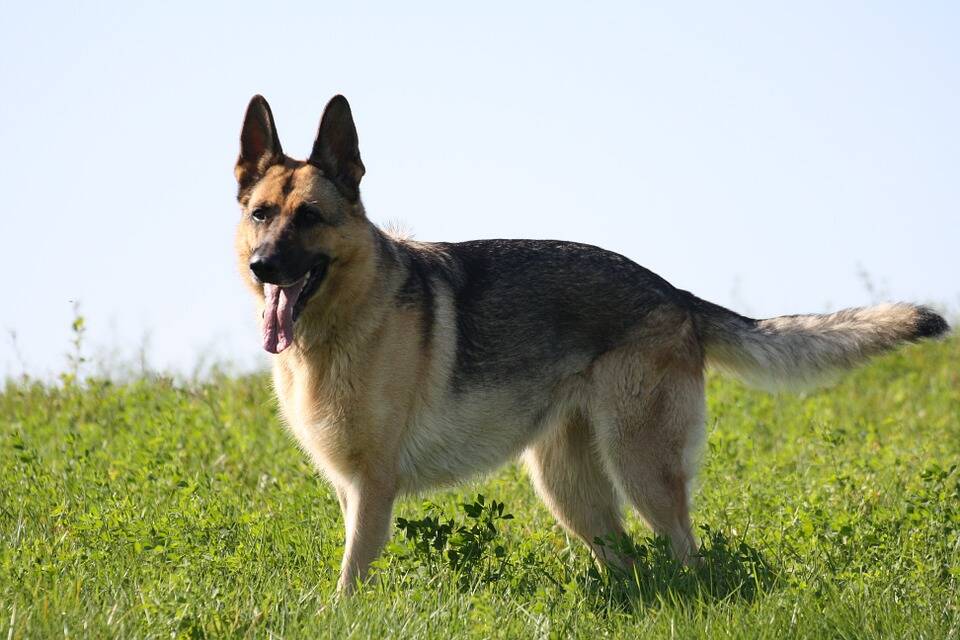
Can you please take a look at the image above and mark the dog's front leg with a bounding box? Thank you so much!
[334,483,349,516]
[336,477,396,594]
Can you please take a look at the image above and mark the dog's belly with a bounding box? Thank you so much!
[279,387,552,492]
[394,384,576,493]
[271,296,592,493]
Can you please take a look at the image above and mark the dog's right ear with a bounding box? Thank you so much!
[235,95,283,199]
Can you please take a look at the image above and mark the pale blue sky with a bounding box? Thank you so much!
[2,2,957,378]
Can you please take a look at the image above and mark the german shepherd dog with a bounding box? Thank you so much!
[234,95,949,593]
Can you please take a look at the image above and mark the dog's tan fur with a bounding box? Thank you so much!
[233,95,949,593]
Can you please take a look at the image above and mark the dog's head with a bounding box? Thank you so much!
[234,95,369,354]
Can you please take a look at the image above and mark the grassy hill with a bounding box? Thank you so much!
[2,336,958,638]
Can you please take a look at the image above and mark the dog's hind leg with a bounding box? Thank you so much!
[524,410,632,570]
[589,320,707,566]
[594,371,705,565]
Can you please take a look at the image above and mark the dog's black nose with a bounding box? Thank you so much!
[249,254,279,283]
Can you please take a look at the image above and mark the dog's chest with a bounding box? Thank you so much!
[271,359,371,485]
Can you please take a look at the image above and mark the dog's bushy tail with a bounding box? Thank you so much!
[687,295,949,390]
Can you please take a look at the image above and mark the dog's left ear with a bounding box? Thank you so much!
[309,95,365,201]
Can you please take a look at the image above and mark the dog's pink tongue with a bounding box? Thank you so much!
[262,285,281,353]
[261,280,306,354]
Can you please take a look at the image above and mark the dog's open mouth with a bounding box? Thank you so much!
[261,258,329,354]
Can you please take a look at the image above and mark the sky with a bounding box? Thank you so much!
[1,1,957,379]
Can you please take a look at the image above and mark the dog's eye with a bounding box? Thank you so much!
[250,207,269,222]
[294,205,325,228]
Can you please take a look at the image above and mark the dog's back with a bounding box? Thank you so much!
[421,239,687,387]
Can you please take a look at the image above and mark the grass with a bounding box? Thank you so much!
[2,334,958,638]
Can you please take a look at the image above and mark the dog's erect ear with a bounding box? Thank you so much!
[235,95,283,197]
[308,95,365,201]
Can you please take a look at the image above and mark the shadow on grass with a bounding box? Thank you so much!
[582,525,777,611]
[389,499,777,611]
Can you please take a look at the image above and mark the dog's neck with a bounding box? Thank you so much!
[279,220,406,364]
